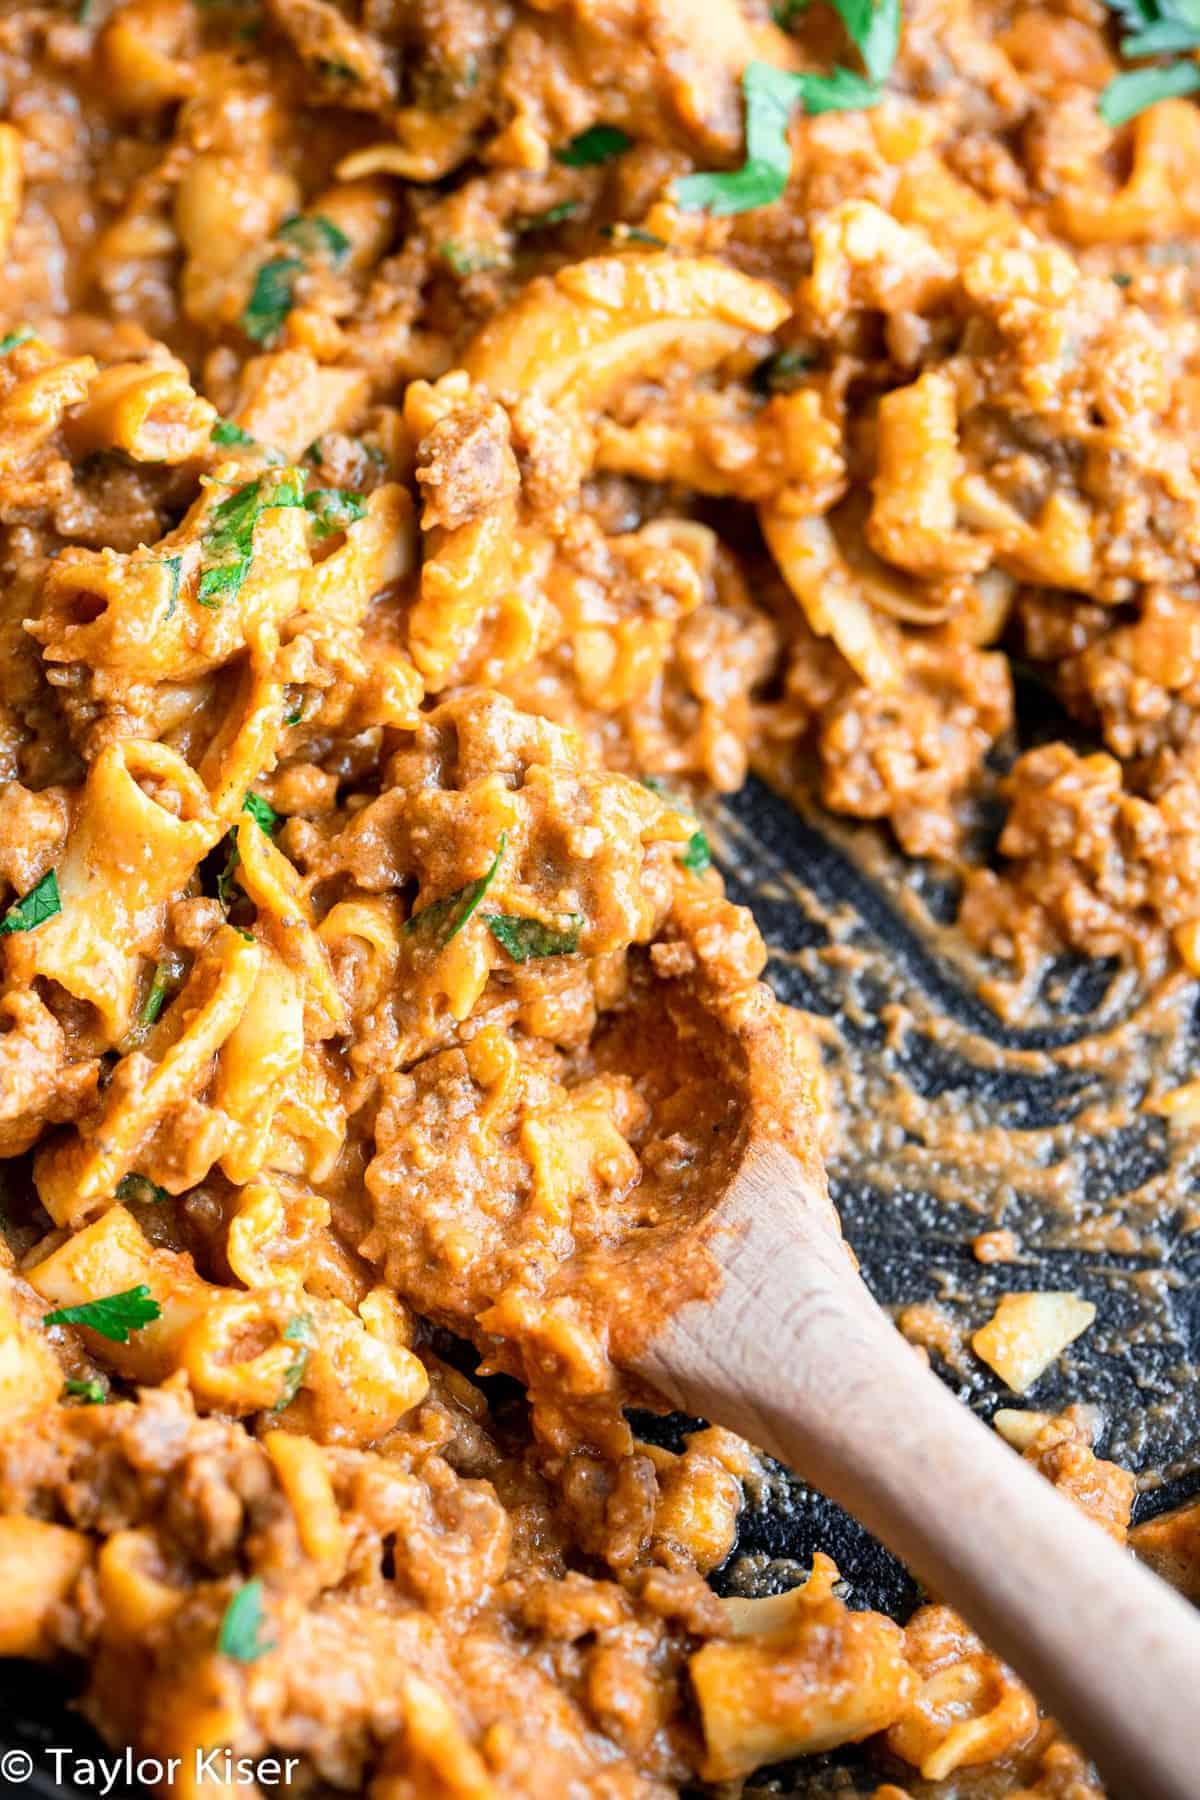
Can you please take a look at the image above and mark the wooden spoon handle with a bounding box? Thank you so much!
[637,1144,1200,1800]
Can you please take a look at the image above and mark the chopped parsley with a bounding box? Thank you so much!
[197,471,306,607]
[278,212,351,267]
[601,224,668,248]
[140,961,174,1028]
[1112,271,1134,287]
[242,790,279,834]
[318,58,360,82]
[132,554,183,619]
[0,868,61,936]
[439,241,506,277]
[1099,0,1200,121]
[556,124,633,166]
[677,7,896,219]
[242,255,303,344]
[640,777,713,874]
[518,201,582,232]
[1100,58,1200,123]
[62,1378,108,1405]
[304,487,367,538]
[271,1314,315,1413]
[486,914,584,961]
[218,1579,274,1663]
[754,347,816,392]
[216,791,279,909]
[681,828,712,874]
[834,0,902,86]
[406,837,505,948]
[115,1173,169,1205]
[211,418,256,447]
[43,1285,161,1345]
[0,328,33,354]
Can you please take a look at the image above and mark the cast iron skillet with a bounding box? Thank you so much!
[4,763,1199,1799]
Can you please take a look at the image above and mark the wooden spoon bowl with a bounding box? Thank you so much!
[606,972,1200,1800]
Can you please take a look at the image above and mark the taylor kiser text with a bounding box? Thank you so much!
[44,1748,300,1791]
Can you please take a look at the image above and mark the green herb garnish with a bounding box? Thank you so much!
[304,488,367,538]
[518,201,582,232]
[271,1314,315,1413]
[218,1579,274,1663]
[278,213,351,267]
[140,961,173,1028]
[215,792,278,908]
[62,1378,108,1404]
[406,837,505,948]
[486,914,584,960]
[1098,0,1200,120]
[1100,58,1200,123]
[439,241,506,276]
[754,347,816,392]
[197,471,305,606]
[556,124,633,166]
[0,869,61,936]
[676,58,884,216]
[211,419,256,447]
[0,328,33,354]
[600,224,668,248]
[242,256,302,344]
[681,829,712,874]
[115,1173,169,1205]
[242,790,279,835]
[833,0,901,85]
[44,1285,161,1345]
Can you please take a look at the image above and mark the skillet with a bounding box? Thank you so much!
[4,745,1199,1800]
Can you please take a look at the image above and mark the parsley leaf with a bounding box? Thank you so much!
[754,347,816,392]
[556,124,632,165]
[304,487,367,538]
[198,471,306,606]
[439,240,506,276]
[0,868,61,936]
[518,201,582,232]
[1099,57,1200,123]
[676,60,881,215]
[601,224,668,248]
[406,837,505,948]
[62,1378,108,1404]
[196,561,248,607]
[681,828,712,874]
[215,792,278,909]
[271,1314,315,1413]
[486,914,584,960]
[218,1579,274,1663]
[115,1173,169,1205]
[0,328,33,354]
[43,1285,161,1345]
[833,0,901,85]
[279,213,351,267]
[140,961,174,1028]
[242,790,279,835]
[242,256,302,344]
[211,418,256,447]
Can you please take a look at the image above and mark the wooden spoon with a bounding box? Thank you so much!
[623,986,1200,1800]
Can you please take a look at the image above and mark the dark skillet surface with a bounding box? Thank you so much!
[4,771,1199,1799]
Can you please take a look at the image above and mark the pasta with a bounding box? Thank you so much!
[0,0,1195,1795]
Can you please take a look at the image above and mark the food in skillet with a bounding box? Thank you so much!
[1,0,1199,1793]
